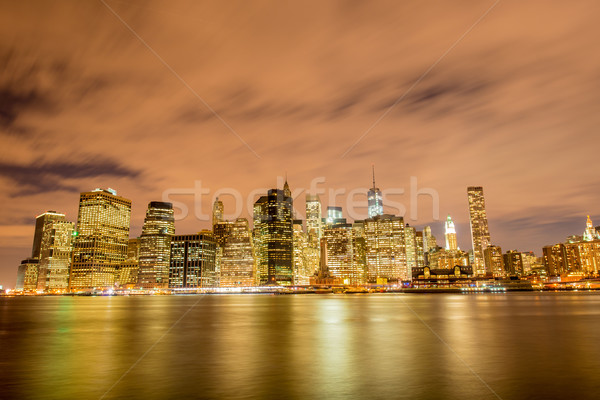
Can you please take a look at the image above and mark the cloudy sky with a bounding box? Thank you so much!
[1,0,599,287]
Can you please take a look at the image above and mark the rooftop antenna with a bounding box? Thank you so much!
[372,164,376,188]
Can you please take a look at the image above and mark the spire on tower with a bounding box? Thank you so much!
[372,164,376,189]
[283,173,291,197]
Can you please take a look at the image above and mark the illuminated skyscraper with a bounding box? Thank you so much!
[405,224,417,279]
[70,188,131,290]
[415,231,425,269]
[37,214,74,291]
[31,211,67,259]
[445,215,458,251]
[364,214,406,283]
[16,258,39,291]
[423,226,437,253]
[542,244,567,275]
[367,166,383,218]
[467,186,491,275]
[321,222,366,285]
[305,194,322,276]
[212,197,224,228]
[484,245,504,277]
[292,220,311,285]
[169,232,219,288]
[216,218,257,287]
[253,186,294,285]
[138,202,175,290]
[503,250,523,276]
[583,215,599,241]
[118,238,140,288]
[305,194,322,242]
[326,206,344,225]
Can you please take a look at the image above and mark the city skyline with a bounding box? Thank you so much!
[2,0,600,287]
[2,176,600,288]
[7,177,600,289]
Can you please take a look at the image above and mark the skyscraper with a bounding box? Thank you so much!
[37,214,74,291]
[326,206,344,225]
[31,211,67,259]
[364,214,407,283]
[253,185,294,285]
[583,215,599,241]
[70,188,131,290]
[367,166,383,218]
[212,197,224,228]
[16,258,39,291]
[292,220,311,285]
[504,250,524,276]
[118,238,140,288]
[305,194,322,242]
[321,222,366,285]
[405,224,417,279]
[467,186,491,275]
[423,226,437,252]
[216,218,257,287]
[305,194,322,277]
[542,244,567,275]
[138,202,175,289]
[444,215,458,251]
[169,232,219,288]
[484,245,504,277]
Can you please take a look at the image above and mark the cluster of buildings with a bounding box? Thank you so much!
[13,173,600,293]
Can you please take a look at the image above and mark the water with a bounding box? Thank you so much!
[1,292,600,399]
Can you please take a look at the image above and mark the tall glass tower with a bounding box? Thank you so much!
[467,186,491,275]
[253,185,294,285]
[367,166,383,218]
[70,188,131,290]
[138,201,175,289]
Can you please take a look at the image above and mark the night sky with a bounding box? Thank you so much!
[1,0,599,287]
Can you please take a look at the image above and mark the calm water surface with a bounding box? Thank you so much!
[1,293,600,399]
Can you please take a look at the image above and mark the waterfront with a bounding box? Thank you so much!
[1,293,600,399]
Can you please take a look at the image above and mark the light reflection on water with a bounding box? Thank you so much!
[1,292,600,399]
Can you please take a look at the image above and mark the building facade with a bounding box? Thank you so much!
[253,187,294,285]
[467,186,491,275]
[217,218,257,287]
[364,214,407,282]
[37,215,74,291]
[169,232,219,288]
[138,202,175,289]
[70,189,131,290]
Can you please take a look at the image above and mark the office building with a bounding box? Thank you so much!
[326,206,344,226]
[217,218,257,287]
[253,184,294,285]
[118,238,141,288]
[364,214,407,283]
[37,215,74,291]
[467,186,491,275]
[484,245,504,277]
[405,224,417,279]
[305,194,322,243]
[169,232,219,288]
[16,258,39,291]
[70,188,131,290]
[31,211,66,259]
[321,222,366,285]
[504,250,524,276]
[138,202,175,289]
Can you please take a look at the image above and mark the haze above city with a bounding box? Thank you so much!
[1,0,600,287]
